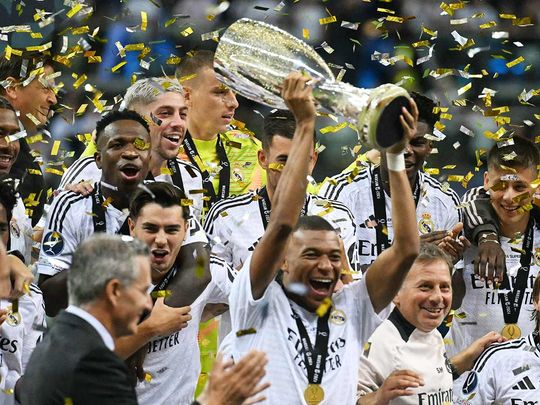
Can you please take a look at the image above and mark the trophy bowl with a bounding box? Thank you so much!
[214,18,411,149]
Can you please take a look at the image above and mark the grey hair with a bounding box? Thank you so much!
[121,77,184,110]
[415,242,453,274]
[68,234,150,306]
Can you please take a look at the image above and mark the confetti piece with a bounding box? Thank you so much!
[236,328,257,337]
[72,74,87,90]
[111,61,127,73]
[151,290,172,298]
[180,27,193,37]
[457,82,472,96]
[141,11,148,31]
[316,297,332,317]
[268,163,284,172]
[144,373,152,382]
[66,3,83,18]
[50,140,61,156]
[341,21,359,30]
[319,16,337,25]
[320,122,347,134]
[460,125,474,136]
[302,28,309,40]
[506,56,524,68]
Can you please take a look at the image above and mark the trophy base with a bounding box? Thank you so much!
[375,96,410,149]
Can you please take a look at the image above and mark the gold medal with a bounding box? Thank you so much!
[304,384,324,405]
[501,323,521,339]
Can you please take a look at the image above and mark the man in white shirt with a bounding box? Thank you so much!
[357,243,502,405]
[59,77,204,220]
[228,72,420,404]
[319,92,463,274]
[450,136,540,357]
[21,234,152,404]
[204,109,357,272]
[455,274,540,404]
[114,181,244,404]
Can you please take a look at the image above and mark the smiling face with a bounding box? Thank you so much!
[184,67,239,137]
[394,259,452,333]
[95,119,151,193]
[282,229,342,312]
[484,165,536,236]
[129,202,188,283]
[133,91,188,161]
[5,64,57,131]
[112,255,153,337]
[258,135,317,195]
[0,108,20,174]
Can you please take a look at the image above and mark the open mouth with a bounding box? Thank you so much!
[0,154,13,164]
[501,205,520,213]
[421,307,445,315]
[163,134,181,145]
[308,278,333,296]
[119,165,141,181]
[151,249,169,264]
[405,160,415,169]
[222,113,233,123]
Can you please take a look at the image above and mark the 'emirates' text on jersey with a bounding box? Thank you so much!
[319,166,461,270]
[204,190,357,270]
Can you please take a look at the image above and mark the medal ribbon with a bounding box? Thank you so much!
[257,187,308,229]
[370,166,421,255]
[145,159,185,192]
[91,183,130,235]
[499,218,534,325]
[183,132,230,208]
[291,308,331,385]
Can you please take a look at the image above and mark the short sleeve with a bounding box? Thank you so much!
[229,254,277,332]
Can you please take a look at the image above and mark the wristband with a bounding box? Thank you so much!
[385,152,405,172]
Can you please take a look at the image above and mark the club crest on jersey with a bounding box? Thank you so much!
[43,231,64,256]
[534,247,540,266]
[418,213,434,235]
[462,371,478,395]
[329,309,346,325]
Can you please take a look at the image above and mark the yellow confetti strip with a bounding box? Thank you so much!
[513,192,531,203]
[144,373,152,382]
[180,27,193,37]
[315,297,332,317]
[506,56,524,68]
[141,11,148,31]
[303,28,310,40]
[320,122,347,134]
[236,328,257,337]
[181,199,193,206]
[72,74,87,90]
[319,16,337,25]
[50,140,61,156]
[268,163,284,172]
[151,290,172,298]
[66,3,83,18]
[133,138,150,151]
[457,82,472,96]
[111,61,127,73]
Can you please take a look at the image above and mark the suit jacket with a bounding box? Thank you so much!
[20,311,138,405]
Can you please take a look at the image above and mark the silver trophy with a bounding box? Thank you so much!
[214,18,411,148]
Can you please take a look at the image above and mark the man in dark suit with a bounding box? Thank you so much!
[20,234,152,404]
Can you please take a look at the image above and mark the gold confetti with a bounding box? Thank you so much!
[268,163,284,172]
[133,138,150,150]
[111,61,127,72]
[151,290,172,298]
[66,3,83,18]
[506,56,524,68]
[72,74,87,90]
[50,140,61,156]
[303,28,310,40]
[320,122,347,134]
[315,297,332,317]
[180,27,193,37]
[236,328,257,337]
[144,373,152,382]
[319,16,337,25]
[181,199,193,206]
[141,11,148,31]
[457,82,472,95]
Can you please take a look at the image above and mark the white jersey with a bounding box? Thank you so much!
[37,183,207,276]
[319,166,461,272]
[0,284,46,405]
[204,188,357,270]
[9,196,33,264]
[136,256,236,405]
[59,156,204,220]
[454,333,540,404]
[228,254,388,405]
[448,226,540,357]
[358,309,453,405]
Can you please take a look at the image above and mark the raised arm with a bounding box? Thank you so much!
[249,72,316,299]
[365,101,421,313]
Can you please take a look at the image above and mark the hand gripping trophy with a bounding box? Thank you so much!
[214,18,411,148]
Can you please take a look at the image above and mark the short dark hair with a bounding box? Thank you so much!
[293,215,336,233]
[175,50,214,82]
[487,136,539,172]
[95,109,150,144]
[130,181,190,222]
[0,51,53,90]
[0,178,18,223]
[415,242,453,274]
[0,96,15,113]
[411,91,439,129]
[262,109,317,151]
